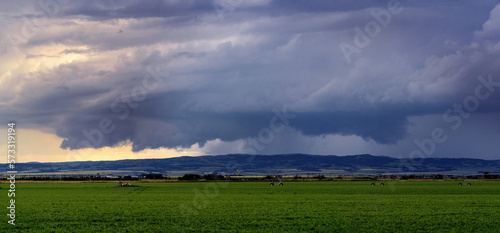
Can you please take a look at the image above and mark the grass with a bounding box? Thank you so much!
[1,181,499,232]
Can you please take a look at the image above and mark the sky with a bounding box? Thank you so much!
[1,0,500,163]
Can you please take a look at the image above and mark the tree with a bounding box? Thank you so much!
[202,174,225,180]
[484,172,493,179]
[179,174,201,180]
[313,175,325,180]
[145,173,164,179]
[433,174,443,179]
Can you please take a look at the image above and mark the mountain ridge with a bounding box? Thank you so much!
[5,154,500,176]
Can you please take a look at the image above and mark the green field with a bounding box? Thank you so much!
[1,181,499,232]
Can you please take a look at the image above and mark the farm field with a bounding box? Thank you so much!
[1,181,499,232]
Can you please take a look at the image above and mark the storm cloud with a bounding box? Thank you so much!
[1,0,500,159]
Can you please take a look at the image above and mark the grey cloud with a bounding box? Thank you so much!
[1,1,500,159]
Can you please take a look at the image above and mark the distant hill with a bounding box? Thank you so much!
[6,154,500,176]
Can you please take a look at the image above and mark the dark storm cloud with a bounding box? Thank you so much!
[60,0,214,19]
[291,111,409,144]
[2,0,500,158]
